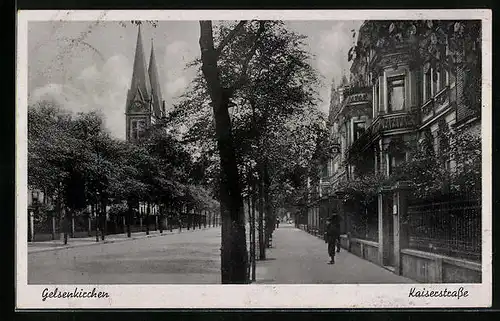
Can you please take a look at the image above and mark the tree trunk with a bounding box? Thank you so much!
[263,162,274,248]
[101,199,107,241]
[126,201,132,238]
[251,182,257,281]
[87,213,92,237]
[199,21,248,283]
[146,202,150,235]
[258,168,266,260]
[169,207,173,232]
[246,190,254,282]
[94,202,99,242]
[159,205,164,234]
[62,207,69,245]
[178,207,182,232]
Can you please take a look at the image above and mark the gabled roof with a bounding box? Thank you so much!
[148,41,163,118]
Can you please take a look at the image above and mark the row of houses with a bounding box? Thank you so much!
[298,21,482,283]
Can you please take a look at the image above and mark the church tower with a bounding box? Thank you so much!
[125,26,165,142]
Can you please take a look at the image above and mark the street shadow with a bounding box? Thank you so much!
[257,257,276,261]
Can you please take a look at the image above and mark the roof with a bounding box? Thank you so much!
[148,41,163,118]
[126,25,152,110]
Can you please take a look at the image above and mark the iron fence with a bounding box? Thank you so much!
[407,198,481,262]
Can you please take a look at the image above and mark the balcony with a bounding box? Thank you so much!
[421,86,453,123]
[371,111,418,134]
[335,87,372,120]
[347,111,419,157]
[345,92,371,105]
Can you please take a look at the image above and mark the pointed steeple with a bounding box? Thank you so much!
[127,25,151,110]
[148,39,163,118]
[341,73,349,87]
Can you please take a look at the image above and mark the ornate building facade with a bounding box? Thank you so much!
[304,21,482,282]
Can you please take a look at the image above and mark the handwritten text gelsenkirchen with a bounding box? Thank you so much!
[42,287,110,301]
[409,287,469,299]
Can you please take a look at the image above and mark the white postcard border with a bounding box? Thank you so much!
[16,9,492,309]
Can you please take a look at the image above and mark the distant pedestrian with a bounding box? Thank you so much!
[325,214,341,264]
[276,218,280,228]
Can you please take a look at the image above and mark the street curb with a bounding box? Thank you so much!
[28,227,219,254]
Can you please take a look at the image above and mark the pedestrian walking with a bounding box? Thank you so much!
[324,214,341,264]
[276,217,280,228]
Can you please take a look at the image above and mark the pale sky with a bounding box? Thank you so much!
[28,20,362,140]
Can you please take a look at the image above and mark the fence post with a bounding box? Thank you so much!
[393,181,412,276]
[52,215,56,240]
[88,216,92,237]
[435,257,444,282]
[71,216,75,238]
[377,191,384,265]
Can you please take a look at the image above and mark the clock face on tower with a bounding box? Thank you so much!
[131,100,142,112]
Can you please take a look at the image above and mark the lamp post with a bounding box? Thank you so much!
[28,190,40,242]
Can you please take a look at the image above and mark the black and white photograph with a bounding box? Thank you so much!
[16,10,492,309]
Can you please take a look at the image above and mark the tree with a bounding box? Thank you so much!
[169,21,327,280]
[198,20,270,283]
[28,101,89,244]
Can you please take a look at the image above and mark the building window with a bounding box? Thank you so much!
[388,152,406,175]
[416,70,423,107]
[449,68,456,87]
[321,163,328,178]
[432,69,439,95]
[424,68,432,101]
[388,76,405,112]
[442,69,450,88]
[378,79,384,113]
[131,119,146,140]
[353,121,366,141]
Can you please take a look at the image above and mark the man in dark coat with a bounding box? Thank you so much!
[325,214,341,264]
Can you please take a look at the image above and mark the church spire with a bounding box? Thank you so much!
[148,39,163,118]
[127,25,151,109]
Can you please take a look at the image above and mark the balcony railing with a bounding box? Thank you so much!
[333,87,372,120]
[421,86,451,121]
[371,112,418,134]
[344,92,371,105]
[347,111,419,157]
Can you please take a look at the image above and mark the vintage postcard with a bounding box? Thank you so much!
[16,9,492,309]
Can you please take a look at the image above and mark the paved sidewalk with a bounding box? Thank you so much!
[28,226,218,254]
[255,224,414,284]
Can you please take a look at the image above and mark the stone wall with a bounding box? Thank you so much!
[401,248,481,283]
[340,235,380,265]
